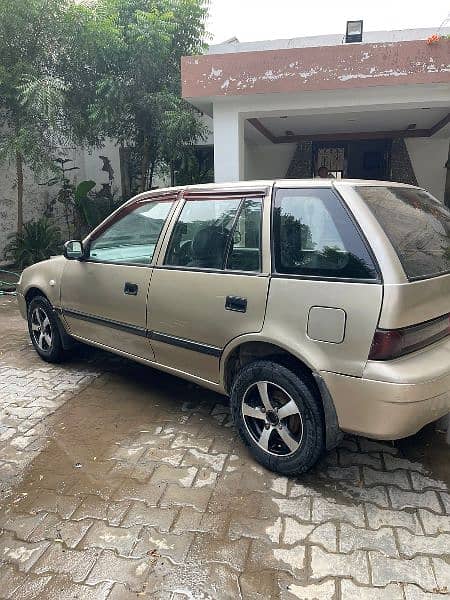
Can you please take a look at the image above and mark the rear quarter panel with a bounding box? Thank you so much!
[263,278,383,377]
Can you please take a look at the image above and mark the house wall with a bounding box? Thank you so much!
[406,137,449,201]
[0,142,122,264]
[244,142,297,180]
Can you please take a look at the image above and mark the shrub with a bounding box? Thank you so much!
[5,217,62,267]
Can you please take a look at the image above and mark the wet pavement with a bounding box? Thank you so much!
[0,295,449,599]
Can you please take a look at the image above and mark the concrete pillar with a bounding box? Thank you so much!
[213,103,244,182]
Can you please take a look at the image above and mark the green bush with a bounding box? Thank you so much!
[5,217,62,268]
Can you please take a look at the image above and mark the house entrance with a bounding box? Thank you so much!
[313,139,391,180]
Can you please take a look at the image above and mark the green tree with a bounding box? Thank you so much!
[89,0,209,193]
[0,0,70,234]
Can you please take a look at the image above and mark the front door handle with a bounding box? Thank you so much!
[225,295,247,313]
[124,282,138,296]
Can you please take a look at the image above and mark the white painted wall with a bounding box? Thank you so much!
[0,141,123,262]
[244,143,297,180]
[213,104,244,182]
[406,136,449,202]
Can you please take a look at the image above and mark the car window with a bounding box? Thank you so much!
[226,198,263,272]
[89,200,174,265]
[164,197,242,269]
[273,188,378,280]
[356,186,450,280]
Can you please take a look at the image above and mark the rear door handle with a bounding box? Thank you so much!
[124,282,138,296]
[225,295,247,313]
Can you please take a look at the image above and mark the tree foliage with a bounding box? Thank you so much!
[86,0,210,191]
[0,0,210,237]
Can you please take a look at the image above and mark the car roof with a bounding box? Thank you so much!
[125,179,424,206]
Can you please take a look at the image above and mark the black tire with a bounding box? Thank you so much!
[230,360,324,476]
[27,295,65,363]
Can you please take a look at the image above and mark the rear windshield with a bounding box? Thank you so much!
[357,186,450,280]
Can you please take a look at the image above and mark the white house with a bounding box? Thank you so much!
[182,27,450,204]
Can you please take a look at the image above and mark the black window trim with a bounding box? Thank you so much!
[162,193,265,274]
[270,185,382,284]
[83,197,178,268]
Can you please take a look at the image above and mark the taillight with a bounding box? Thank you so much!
[369,314,450,361]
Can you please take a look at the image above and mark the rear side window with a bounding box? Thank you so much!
[357,187,450,280]
[273,188,378,280]
[164,196,263,272]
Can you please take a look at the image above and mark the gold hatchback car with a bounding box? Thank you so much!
[17,180,450,475]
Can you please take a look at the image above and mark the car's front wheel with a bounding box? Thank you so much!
[27,296,65,363]
[231,360,324,476]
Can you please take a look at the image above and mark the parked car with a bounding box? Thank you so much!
[16,180,450,475]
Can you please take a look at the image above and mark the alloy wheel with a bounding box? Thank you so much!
[241,381,304,456]
[30,306,52,352]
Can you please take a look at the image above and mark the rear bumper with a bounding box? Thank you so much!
[321,368,450,440]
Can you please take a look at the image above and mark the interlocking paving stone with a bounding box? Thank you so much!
[283,580,336,599]
[72,495,130,524]
[388,488,442,512]
[80,522,142,555]
[363,466,411,489]
[159,483,212,512]
[120,501,177,531]
[28,513,93,547]
[418,509,450,535]
[410,471,448,492]
[0,564,29,598]
[431,557,450,590]
[310,546,370,584]
[132,526,194,563]
[0,511,45,540]
[274,497,311,521]
[32,543,99,583]
[86,549,151,588]
[404,585,450,600]
[311,497,365,526]
[340,523,398,556]
[9,574,52,600]
[0,532,50,572]
[397,529,450,558]
[38,577,112,600]
[369,552,437,589]
[340,580,404,599]
[365,504,423,533]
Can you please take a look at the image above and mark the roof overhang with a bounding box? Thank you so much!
[182,39,450,109]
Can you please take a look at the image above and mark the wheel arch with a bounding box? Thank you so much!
[221,335,342,450]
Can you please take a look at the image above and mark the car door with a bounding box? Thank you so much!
[60,194,177,360]
[146,190,271,383]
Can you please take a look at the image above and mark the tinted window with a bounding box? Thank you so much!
[89,200,173,264]
[273,188,378,280]
[227,198,263,272]
[357,186,450,280]
[165,196,263,272]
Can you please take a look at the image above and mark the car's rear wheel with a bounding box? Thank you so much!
[27,296,65,363]
[231,360,324,475]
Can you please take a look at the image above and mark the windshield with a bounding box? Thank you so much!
[356,186,450,280]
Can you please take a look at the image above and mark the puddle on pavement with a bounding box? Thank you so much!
[397,424,450,485]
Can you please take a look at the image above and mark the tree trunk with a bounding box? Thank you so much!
[139,139,150,193]
[170,162,175,186]
[149,161,155,189]
[16,151,24,235]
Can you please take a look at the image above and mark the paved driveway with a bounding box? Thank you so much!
[0,295,449,599]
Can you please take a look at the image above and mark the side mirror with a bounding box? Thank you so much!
[63,240,85,260]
